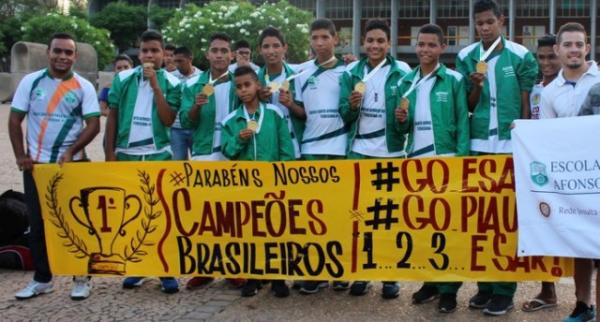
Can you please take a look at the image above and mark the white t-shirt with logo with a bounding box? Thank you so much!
[11,69,100,163]
[411,76,437,157]
[529,83,543,119]
[352,65,404,158]
[190,79,231,161]
[294,60,347,156]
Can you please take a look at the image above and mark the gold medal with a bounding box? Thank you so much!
[202,84,214,96]
[400,97,409,110]
[280,80,290,92]
[247,119,258,132]
[476,61,488,74]
[269,81,280,93]
[354,81,366,94]
[143,62,154,69]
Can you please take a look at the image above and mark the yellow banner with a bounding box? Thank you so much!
[34,156,571,281]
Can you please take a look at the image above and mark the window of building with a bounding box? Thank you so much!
[522,25,546,50]
[446,26,470,46]
[438,0,469,18]
[557,0,589,17]
[288,0,315,12]
[516,0,548,17]
[326,0,353,19]
[398,0,429,19]
[363,0,390,18]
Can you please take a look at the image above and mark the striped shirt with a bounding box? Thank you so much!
[11,69,100,163]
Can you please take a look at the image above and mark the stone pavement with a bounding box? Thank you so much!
[0,104,594,321]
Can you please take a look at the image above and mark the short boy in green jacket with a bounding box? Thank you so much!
[221,66,294,162]
[396,23,469,314]
[221,66,293,297]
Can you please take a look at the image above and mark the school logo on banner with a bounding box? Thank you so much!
[530,161,548,186]
[538,201,551,217]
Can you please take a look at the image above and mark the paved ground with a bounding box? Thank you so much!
[0,104,594,321]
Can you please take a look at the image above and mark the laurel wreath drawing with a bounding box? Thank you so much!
[46,170,161,263]
[46,173,90,258]
[122,170,161,263]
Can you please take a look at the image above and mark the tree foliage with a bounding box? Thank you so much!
[90,2,147,52]
[22,12,115,69]
[163,0,312,66]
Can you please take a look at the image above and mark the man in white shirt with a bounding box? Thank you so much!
[540,22,600,322]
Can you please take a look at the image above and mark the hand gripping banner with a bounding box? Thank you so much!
[34,156,571,281]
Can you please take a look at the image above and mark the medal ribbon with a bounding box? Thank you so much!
[285,55,337,82]
[243,102,265,134]
[402,64,440,98]
[209,70,229,85]
[479,36,502,62]
[361,58,387,83]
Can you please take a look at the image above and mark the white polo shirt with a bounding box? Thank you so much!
[540,62,600,118]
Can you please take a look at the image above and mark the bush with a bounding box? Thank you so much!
[22,12,115,69]
[162,0,312,66]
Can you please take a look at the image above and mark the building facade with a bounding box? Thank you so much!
[88,0,599,64]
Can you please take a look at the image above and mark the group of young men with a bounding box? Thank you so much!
[7,0,600,319]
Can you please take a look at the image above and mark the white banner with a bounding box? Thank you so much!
[513,115,600,259]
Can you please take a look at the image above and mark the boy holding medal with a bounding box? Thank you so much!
[221,66,294,297]
[455,0,537,316]
[257,27,305,159]
[396,24,469,313]
[105,30,181,293]
[180,32,246,290]
[179,33,238,162]
[338,19,411,299]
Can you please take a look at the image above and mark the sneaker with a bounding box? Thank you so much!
[227,278,246,289]
[122,277,146,289]
[438,293,458,313]
[186,277,214,290]
[160,277,179,294]
[332,281,350,291]
[483,294,514,316]
[468,291,492,309]
[292,280,303,289]
[271,280,290,298]
[241,279,261,297]
[563,302,595,322]
[70,276,91,300]
[15,280,54,300]
[412,283,439,304]
[349,281,371,296]
[381,282,400,299]
[299,281,328,294]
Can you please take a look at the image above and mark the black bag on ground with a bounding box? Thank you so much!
[0,189,32,270]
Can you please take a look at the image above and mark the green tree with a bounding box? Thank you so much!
[162,0,312,66]
[149,5,175,32]
[0,0,53,60]
[90,2,147,52]
[22,12,115,69]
